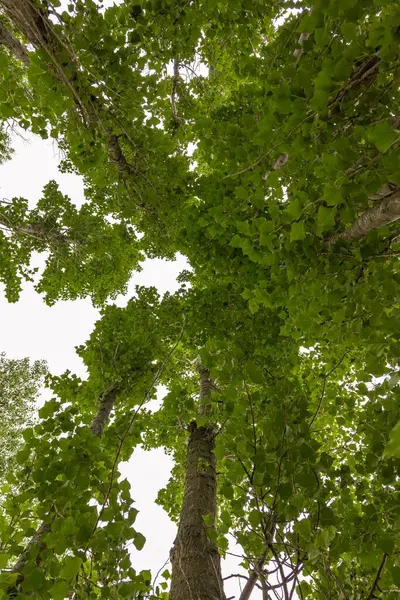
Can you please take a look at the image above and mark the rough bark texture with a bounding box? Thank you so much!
[90,387,117,437]
[0,0,49,46]
[169,423,225,600]
[198,362,218,416]
[0,19,29,65]
[7,521,51,598]
[328,185,400,245]
[169,365,225,600]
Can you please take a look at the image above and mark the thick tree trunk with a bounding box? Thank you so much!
[328,185,400,245]
[169,365,225,600]
[0,20,29,65]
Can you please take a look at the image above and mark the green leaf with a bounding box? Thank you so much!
[246,360,264,383]
[391,566,400,587]
[49,581,68,600]
[230,234,243,248]
[317,206,335,230]
[287,198,302,219]
[23,568,45,591]
[384,420,400,458]
[0,554,8,570]
[341,22,357,41]
[39,399,59,419]
[133,532,146,551]
[368,122,397,153]
[290,222,305,241]
[60,556,82,580]
[323,185,343,206]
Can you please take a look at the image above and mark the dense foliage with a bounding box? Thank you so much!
[0,353,47,484]
[0,0,399,599]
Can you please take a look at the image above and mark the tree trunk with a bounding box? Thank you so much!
[0,20,29,65]
[90,387,117,437]
[169,364,225,600]
[7,386,117,597]
[328,185,400,245]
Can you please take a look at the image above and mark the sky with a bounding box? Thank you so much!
[0,130,255,598]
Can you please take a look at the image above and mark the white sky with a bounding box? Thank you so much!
[0,131,255,598]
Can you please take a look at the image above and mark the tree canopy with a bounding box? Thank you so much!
[0,0,399,599]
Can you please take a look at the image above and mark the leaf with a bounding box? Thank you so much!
[133,532,146,551]
[378,536,394,554]
[49,581,68,600]
[384,420,400,458]
[341,22,357,41]
[0,554,8,570]
[368,122,397,153]
[60,556,82,580]
[287,198,302,219]
[230,234,243,248]
[323,185,343,206]
[317,205,335,230]
[246,360,264,383]
[39,398,59,419]
[391,566,400,587]
[23,568,45,591]
[290,221,305,241]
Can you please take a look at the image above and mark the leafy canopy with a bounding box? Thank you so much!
[0,0,399,598]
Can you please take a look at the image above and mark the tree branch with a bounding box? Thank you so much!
[366,554,387,600]
[328,185,400,245]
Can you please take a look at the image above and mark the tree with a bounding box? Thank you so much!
[0,0,399,599]
[0,353,46,484]
[0,181,143,304]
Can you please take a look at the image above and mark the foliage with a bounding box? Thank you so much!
[0,0,399,599]
[0,181,143,303]
[0,352,46,485]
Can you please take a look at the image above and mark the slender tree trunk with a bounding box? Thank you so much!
[238,556,266,600]
[90,387,117,437]
[7,386,117,597]
[328,185,400,245]
[169,364,225,600]
[0,0,144,183]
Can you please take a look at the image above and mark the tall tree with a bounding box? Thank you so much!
[0,0,399,599]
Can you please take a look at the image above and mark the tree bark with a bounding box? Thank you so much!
[7,521,52,597]
[169,365,225,600]
[328,185,400,245]
[90,387,117,437]
[0,20,29,65]
[239,557,266,600]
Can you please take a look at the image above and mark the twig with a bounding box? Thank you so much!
[366,554,387,600]
[309,352,347,428]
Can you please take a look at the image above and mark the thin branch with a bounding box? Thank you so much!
[366,554,387,600]
[309,352,347,428]
[90,316,186,539]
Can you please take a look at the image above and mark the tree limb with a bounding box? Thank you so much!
[328,185,400,245]
[366,554,387,600]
